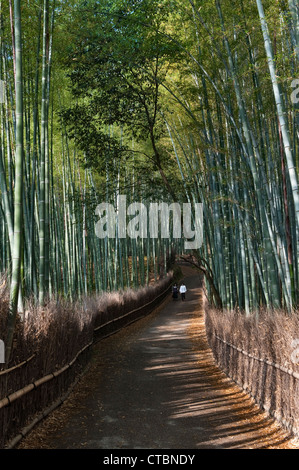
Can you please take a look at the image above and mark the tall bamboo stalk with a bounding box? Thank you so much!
[39,0,49,305]
[6,0,24,363]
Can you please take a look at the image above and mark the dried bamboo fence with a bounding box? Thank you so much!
[205,307,299,438]
[0,273,174,449]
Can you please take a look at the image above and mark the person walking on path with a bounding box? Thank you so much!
[179,282,187,300]
[172,283,178,300]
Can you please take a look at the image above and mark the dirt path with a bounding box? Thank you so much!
[19,266,298,450]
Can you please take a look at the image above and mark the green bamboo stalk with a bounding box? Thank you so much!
[38,0,49,305]
[256,0,299,235]
[6,0,24,363]
[288,0,299,60]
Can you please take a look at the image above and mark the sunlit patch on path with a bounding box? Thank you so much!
[19,266,298,449]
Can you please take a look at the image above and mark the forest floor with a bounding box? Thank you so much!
[18,265,299,450]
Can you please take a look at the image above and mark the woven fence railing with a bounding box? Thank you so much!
[211,333,299,438]
[0,354,36,378]
[214,335,299,381]
[1,275,173,448]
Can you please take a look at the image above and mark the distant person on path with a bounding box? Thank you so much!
[172,283,178,300]
[179,283,187,301]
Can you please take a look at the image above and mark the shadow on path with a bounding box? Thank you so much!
[19,266,298,449]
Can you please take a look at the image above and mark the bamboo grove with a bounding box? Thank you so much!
[0,0,298,359]
[166,0,299,314]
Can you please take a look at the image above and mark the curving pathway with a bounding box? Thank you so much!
[19,266,298,450]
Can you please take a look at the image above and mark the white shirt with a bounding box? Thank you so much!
[179,285,187,293]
